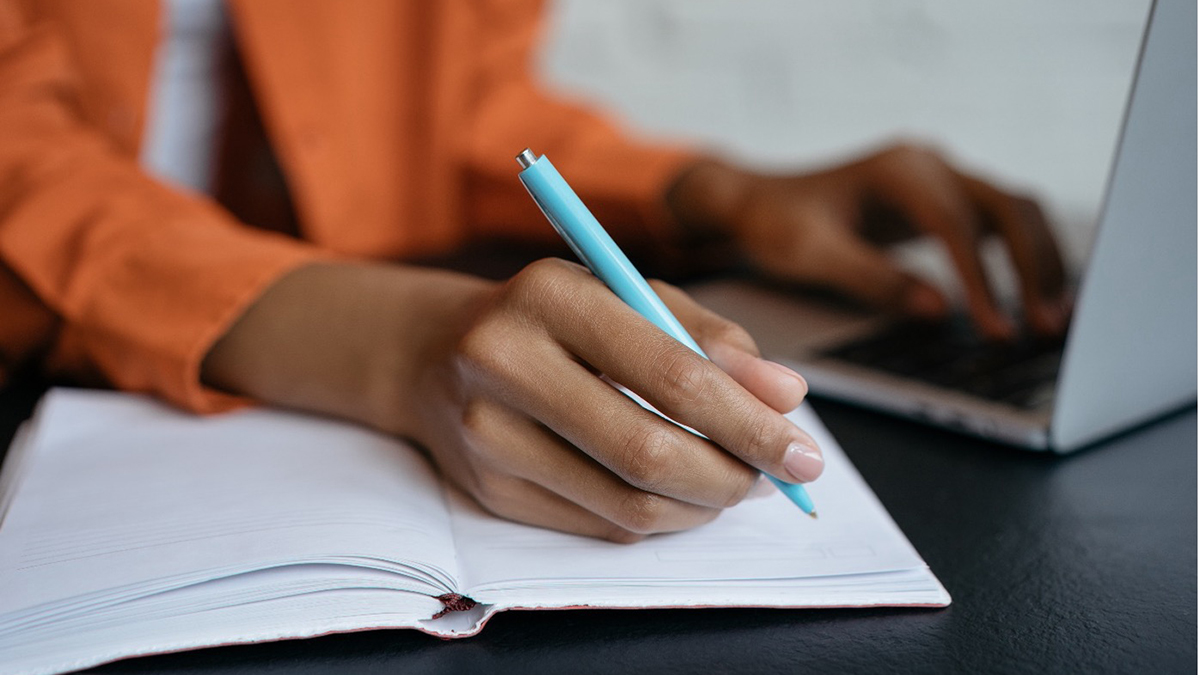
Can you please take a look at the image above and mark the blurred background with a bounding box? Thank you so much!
[538,0,1152,298]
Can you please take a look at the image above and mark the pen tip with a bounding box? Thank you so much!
[808,511,818,520]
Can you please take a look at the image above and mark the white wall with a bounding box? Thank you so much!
[538,1,1151,266]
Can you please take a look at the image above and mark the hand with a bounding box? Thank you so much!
[202,260,821,542]
[667,143,1069,339]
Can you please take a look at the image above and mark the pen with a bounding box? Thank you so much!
[515,148,817,518]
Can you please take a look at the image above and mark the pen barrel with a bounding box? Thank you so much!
[517,151,817,516]
[518,156,706,357]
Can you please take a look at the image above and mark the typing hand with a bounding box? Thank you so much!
[411,259,820,542]
[667,143,1070,339]
[203,260,820,542]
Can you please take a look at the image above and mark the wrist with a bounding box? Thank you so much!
[201,261,494,438]
[375,267,496,440]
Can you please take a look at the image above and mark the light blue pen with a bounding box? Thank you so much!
[515,148,817,519]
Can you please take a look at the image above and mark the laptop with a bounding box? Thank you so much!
[689,0,1196,453]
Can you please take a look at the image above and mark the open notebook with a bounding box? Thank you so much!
[0,389,949,675]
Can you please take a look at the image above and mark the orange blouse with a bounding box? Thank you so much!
[0,0,694,411]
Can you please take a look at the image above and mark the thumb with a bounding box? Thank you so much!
[650,280,808,413]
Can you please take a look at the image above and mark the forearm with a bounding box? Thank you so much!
[200,261,494,437]
[0,6,329,410]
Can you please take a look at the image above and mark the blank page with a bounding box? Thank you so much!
[452,404,942,605]
[0,390,459,618]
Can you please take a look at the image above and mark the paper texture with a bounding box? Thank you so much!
[452,405,943,608]
[0,389,947,675]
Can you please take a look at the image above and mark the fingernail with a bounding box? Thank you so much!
[764,360,808,396]
[903,285,946,319]
[746,475,776,500]
[783,439,824,483]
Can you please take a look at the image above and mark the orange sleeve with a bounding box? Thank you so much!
[0,4,325,412]
[458,0,700,251]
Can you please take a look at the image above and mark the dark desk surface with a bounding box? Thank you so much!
[0,377,1194,675]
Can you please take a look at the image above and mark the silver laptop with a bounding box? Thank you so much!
[690,0,1196,453]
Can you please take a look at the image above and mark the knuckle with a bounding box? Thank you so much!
[455,318,504,371]
[459,399,493,437]
[733,407,781,466]
[615,490,668,534]
[454,318,528,389]
[722,469,763,508]
[657,349,711,406]
[1014,195,1047,223]
[1012,192,1037,208]
[470,471,509,513]
[458,403,527,469]
[874,141,953,179]
[507,258,584,312]
[618,424,674,491]
[885,141,942,165]
[458,403,512,466]
[517,256,574,284]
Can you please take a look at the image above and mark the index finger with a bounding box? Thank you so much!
[868,147,1015,338]
[548,290,825,486]
[955,173,1069,334]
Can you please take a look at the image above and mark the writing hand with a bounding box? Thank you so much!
[203,260,819,542]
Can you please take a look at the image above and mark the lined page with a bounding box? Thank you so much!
[0,390,459,617]
[453,404,930,596]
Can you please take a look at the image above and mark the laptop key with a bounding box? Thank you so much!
[821,316,1065,410]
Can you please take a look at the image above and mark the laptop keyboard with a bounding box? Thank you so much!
[820,315,1066,410]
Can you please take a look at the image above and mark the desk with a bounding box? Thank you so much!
[0,373,1193,674]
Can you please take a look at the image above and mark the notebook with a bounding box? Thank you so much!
[0,389,949,675]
